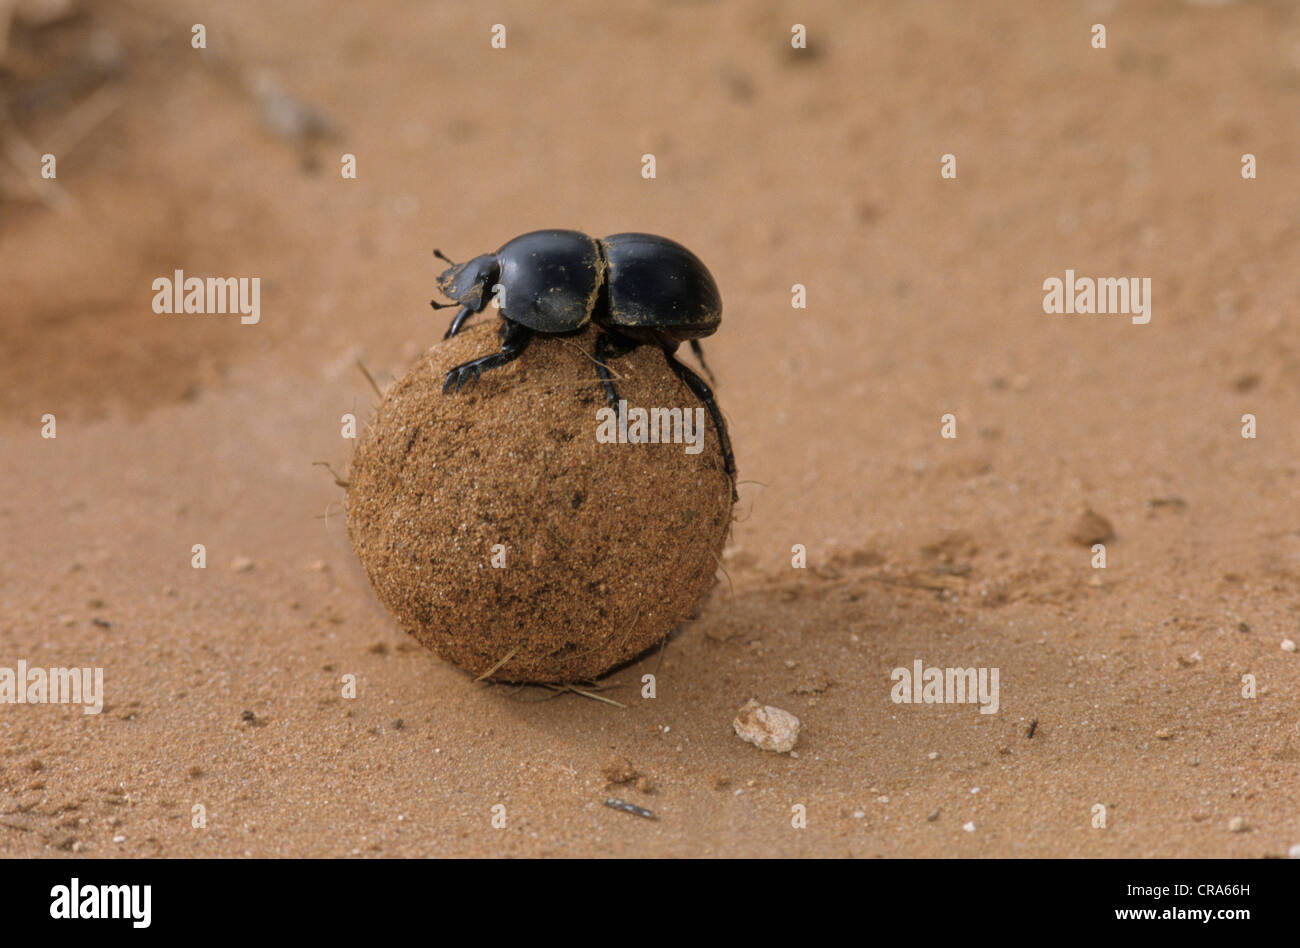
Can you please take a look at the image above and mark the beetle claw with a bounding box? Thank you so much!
[442,363,484,394]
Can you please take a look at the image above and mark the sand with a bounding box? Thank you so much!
[1,0,1298,857]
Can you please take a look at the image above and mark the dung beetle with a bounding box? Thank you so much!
[430,229,735,493]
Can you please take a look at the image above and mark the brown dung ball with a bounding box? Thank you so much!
[346,323,734,683]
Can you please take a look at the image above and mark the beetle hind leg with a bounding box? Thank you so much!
[688,339,717,386]
[594,331,641,418]
[663,348,737,502]
[442,320,533,394]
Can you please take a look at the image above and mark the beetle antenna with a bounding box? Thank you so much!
[433,248,458,266]
[429,299,457,310]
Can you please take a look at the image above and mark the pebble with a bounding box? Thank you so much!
[1070,508,1114,546]
[732,699,801,753]
[1281,639,1296,653]
[250,70,335,142]
[1228,817,1248,833]
[1288,843,1300,859]
[962,821,976,833]
[600,755,637,785]
[231,557,255,573]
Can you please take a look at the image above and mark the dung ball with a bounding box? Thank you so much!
[346,322,734,683]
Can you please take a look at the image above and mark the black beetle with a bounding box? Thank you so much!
[430,229,735,493]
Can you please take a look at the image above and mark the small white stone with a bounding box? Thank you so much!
[112,835,126,844]
[732,698,801,753]
[852,810,865,819]
[962,821,976,833]
[1281,639,1297,653]
[1288,843,1300,859]
[1228,816,1247,833]
[231,557,255,573]
[927,751,939,760]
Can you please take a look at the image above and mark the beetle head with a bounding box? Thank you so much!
[437,253,499,311]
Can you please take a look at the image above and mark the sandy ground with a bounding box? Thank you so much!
[2,0,1298,857]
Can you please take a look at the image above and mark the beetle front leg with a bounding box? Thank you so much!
[442,319,533,393]
[443,304,474,340]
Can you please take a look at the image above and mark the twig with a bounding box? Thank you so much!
[653,636,668,677]
[312,461,349,488]
[355,359,383,399]
[712,551,734,597]
[540,683,627,709]
[604,798,656,820]
[48,86,124,155]
[474,645,519,682]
